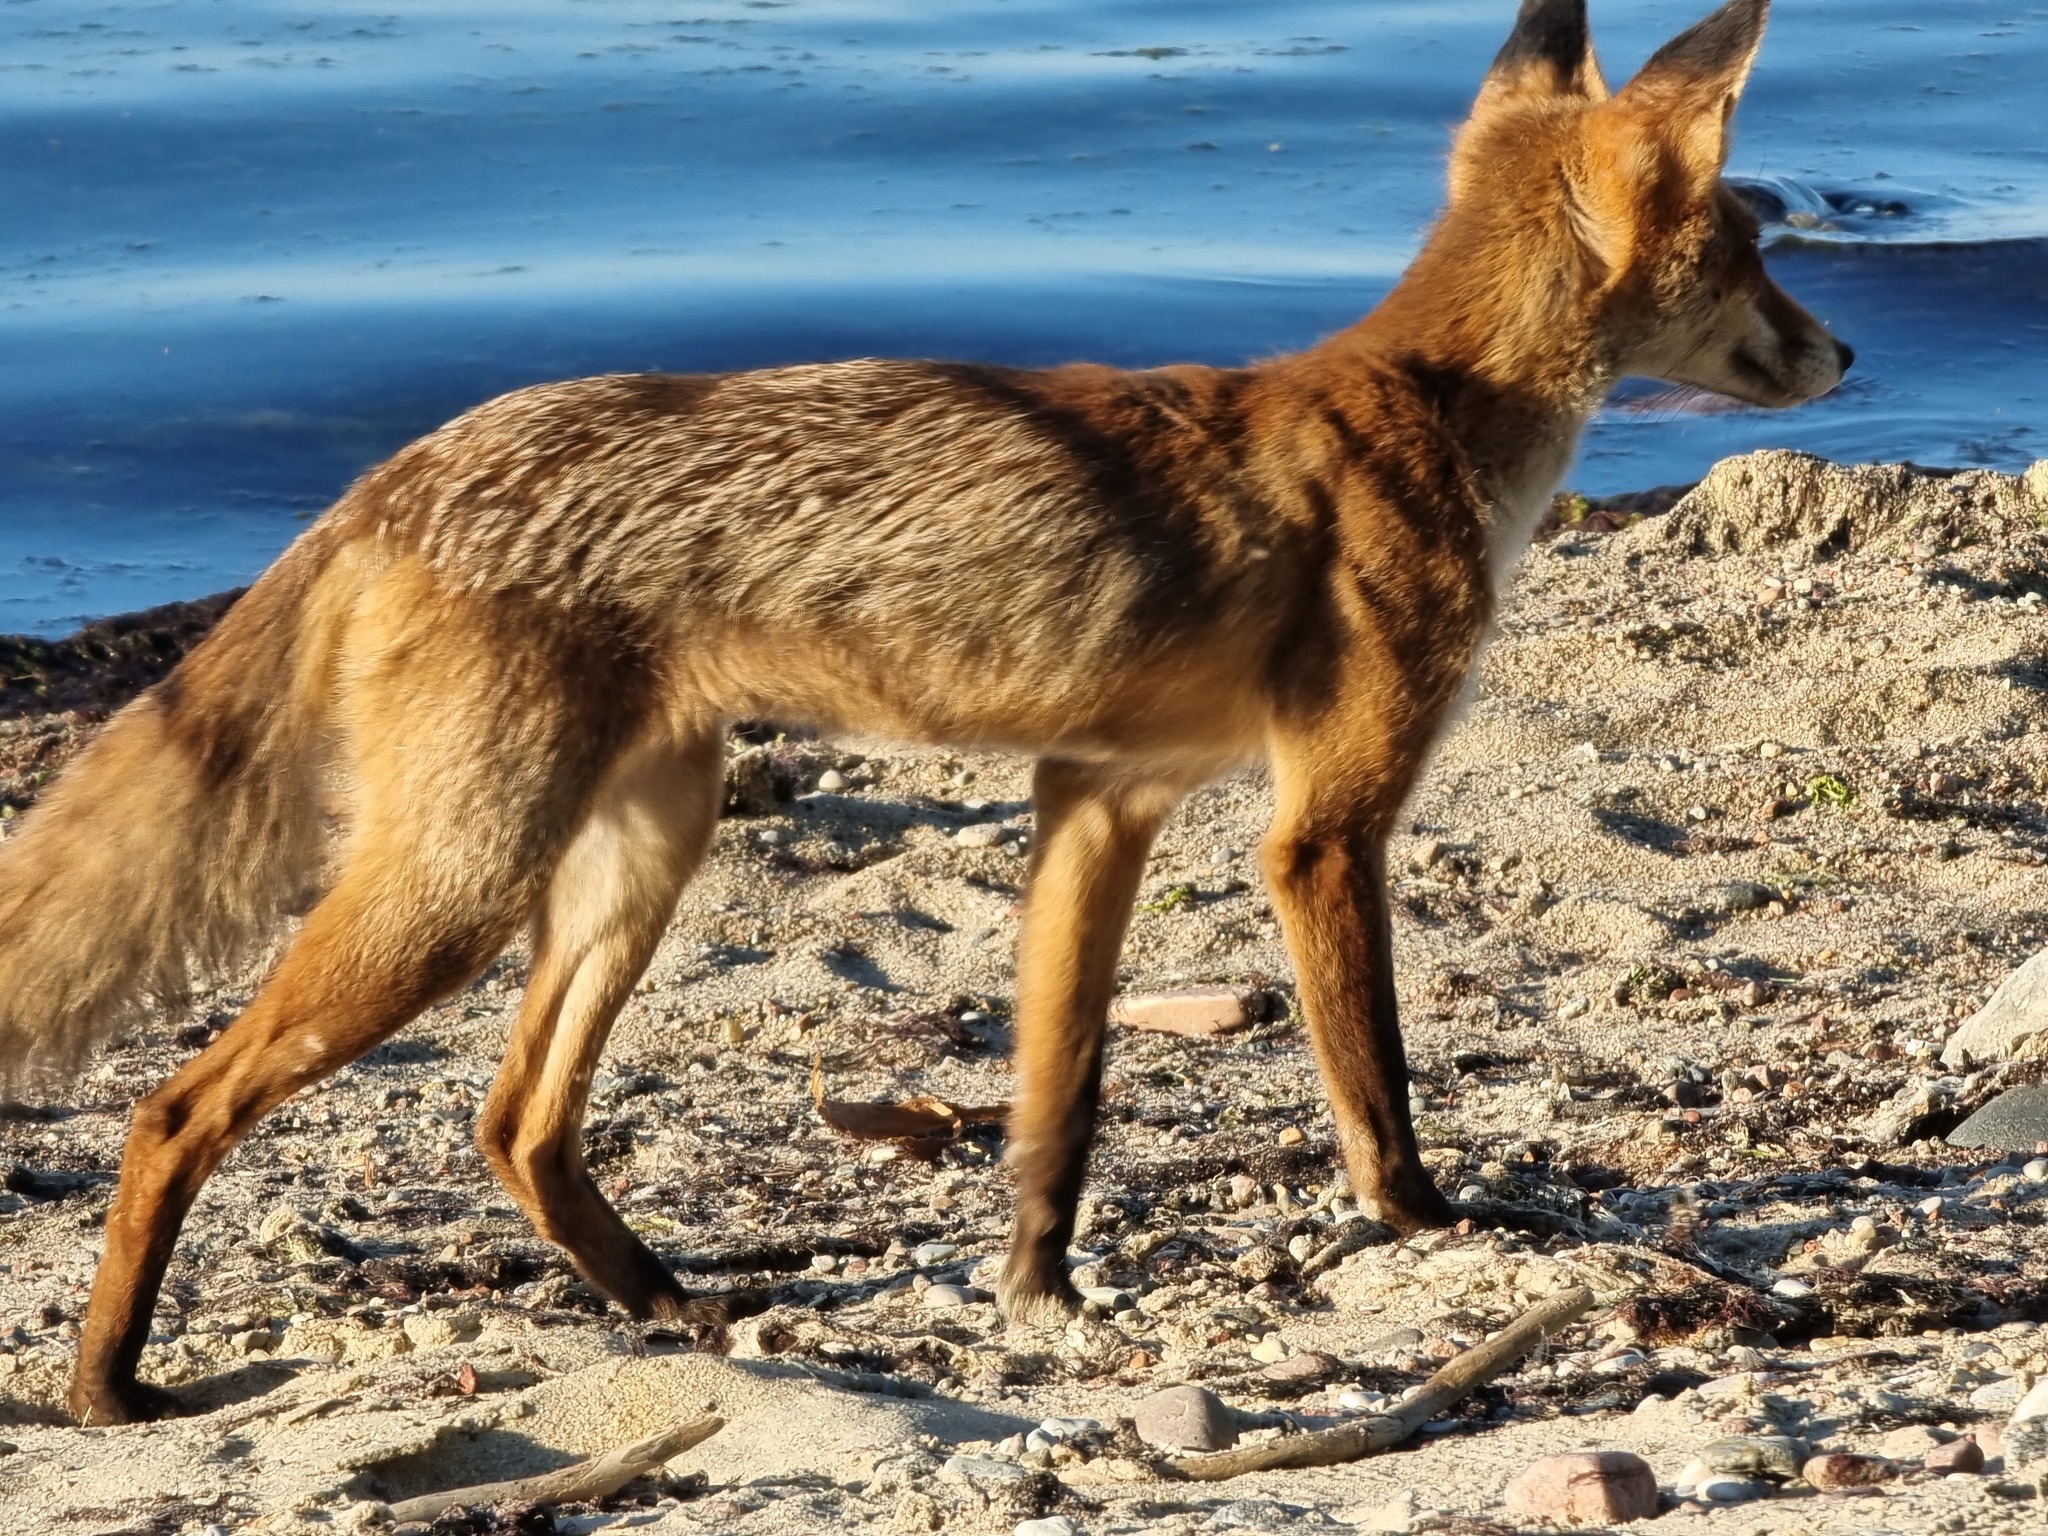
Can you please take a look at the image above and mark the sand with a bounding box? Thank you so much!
[3,450,2048,1534]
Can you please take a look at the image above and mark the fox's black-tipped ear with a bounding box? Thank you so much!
[1617,0,1769,177]
[1478,0,1609,110]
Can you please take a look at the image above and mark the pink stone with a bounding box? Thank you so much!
[1802,1452,1896,1490]
[1503,1451,1660,1525]
[1110,986,1255,1037]
[1923,1437,1985,1474]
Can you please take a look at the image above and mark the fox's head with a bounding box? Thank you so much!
[1444,0,1851,408]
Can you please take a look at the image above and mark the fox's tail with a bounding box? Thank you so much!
[0,532,362,1096]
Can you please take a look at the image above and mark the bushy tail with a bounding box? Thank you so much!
[0,533,361,1096]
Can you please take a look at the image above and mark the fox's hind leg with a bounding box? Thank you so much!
[474,726,733,1326]
[996,759,1184,1327]
[69,811,544,1425]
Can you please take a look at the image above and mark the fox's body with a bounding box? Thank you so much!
[0,0,1849,1425]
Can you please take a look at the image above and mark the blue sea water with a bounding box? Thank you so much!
[3,0,2045,635]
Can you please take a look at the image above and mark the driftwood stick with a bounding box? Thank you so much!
[386,1413,724,1522]
[1169,1285,1595,1481]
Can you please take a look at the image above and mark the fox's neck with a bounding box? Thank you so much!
[1328,222,1618,580]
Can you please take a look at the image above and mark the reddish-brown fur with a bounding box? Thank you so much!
[0,0,1847,1424]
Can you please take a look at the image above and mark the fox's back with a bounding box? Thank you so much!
[328,354,1484,756]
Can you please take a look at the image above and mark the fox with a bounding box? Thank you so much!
[0,0,1848,1425]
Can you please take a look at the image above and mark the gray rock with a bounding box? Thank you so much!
[1014,1520,1082,1536]
[1944,948,2048,1067]
[942,1454,1033,1486]
[1706,881,1776,916]
[1692,1435,1808,1482]
[1133,1383,1239,1452]
[1948,1085,2048,1151]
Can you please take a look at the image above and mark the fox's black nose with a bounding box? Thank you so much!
[1833,338,1855,371]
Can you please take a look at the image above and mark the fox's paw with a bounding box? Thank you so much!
[1366,1179,1456,1237]
[69,1377,183,1426]
[995,1269,1083,1329]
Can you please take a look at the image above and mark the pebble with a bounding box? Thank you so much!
[1771,1278,1815,1299]
[810,1253,838,1274]
[1924,1437,1986,1474]
[1258,1350,1338,1385]
[954,823,1005,848]
[1276,1126,1306,1147]
[1132,1383,1239,1452]
[923,1284,974,1310]
[1502,1451,1659,1526]
[1109,986,1254,1037]
[942,1454,1032,1486]
[2012,1377,2048,1424]
[2024,1157,2048,1182]
[816,769,847,792]
[912,1242,959,1266]
[1802,1452,1895,1490]
[1247,1333,1290,1364]
[1014,1520,1081,1536]
[1690,1435,1808,1483]
[1037,1416,1103,1442]
[1692,1475,1768,1503]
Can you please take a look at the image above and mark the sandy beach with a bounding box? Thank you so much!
[3,450,2048,1534]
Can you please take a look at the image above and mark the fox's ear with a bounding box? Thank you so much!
[1616,0,1769,180]
[1476,0,1609,114]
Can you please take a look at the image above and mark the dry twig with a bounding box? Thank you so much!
[1168,1286,1595,1480]
[384,1413,724,1523]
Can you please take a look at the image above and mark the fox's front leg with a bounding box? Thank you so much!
[1261,740,1454,1236]
[997,759,1183,1326]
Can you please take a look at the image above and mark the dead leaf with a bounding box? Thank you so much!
[810,1055,1006,1159]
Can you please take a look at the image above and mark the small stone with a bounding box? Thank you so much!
[943,1453,1032,1486]
[2013,1377,2048,1424]
[1037,1416,1103,1442]
[1014,1520,1081,1536]
[1133,1383,1238,1452]
[1247,1333,1289,1364]
[1501,1451,1659,1525]
[1771,1278,1814,1299]
[810,1253,839,1274]
[955,823,1005,848]
[1338,1388,1390,1413]
[1924,1437,1986,1474]
[923,1284,974,1310]
[1227,1173,1261,1207]
[1276,1126,1307,1147]
[1802,1453,1896,1490]
[913,1241,960,1266]
[1692,1435,1808,1483]
[1692,1475,1768,1503]
[1257,1349,1338,1385]
[816,769,848,792]
[1110,986,1255,1037]
[2023,1157,2048,1182]
[1559,994,1592,1020]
